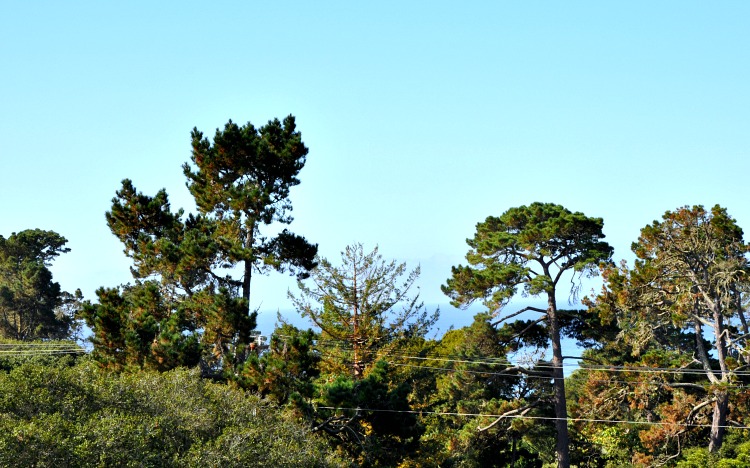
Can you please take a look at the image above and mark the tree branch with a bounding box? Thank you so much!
[492,306,547,326]
[686,397,715,425]
[669,382,708,393]
[510,317,547,349]
[312,408,361,435]
[501,365,552,378]
[478,402,537,432]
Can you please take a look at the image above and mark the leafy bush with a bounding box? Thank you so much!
[0,356,346,467]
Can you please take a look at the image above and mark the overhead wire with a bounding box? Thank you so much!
[311,338,750,377]
[0,342,85,355]
[315,350,748,379]
[384,361,744,386]
[313,406,750,430]
[4,333,742,428]
[308,344,750,396]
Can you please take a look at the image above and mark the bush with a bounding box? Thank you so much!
[0,356,347,467]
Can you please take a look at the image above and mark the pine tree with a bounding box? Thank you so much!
[84,115,317,373]
[183,115,317,307]
[0,229,77,340]
[290,243,437,379]
[443,202,613,468]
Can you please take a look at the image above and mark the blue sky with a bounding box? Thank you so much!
[2,2,749,334]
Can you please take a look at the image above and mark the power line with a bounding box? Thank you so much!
[385,361,750,389]
[0,343,85,356]
[313,343,750,378]
[311,351,750,393]
[0,349,84,356]
[0,343,80,346]
[311,340,750,377]
[313,406,750,430]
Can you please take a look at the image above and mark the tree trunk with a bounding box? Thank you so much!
[733,286,749,339]
[242,226,254,310]
[548,293,570,468]
[242,258,252,303]
[352,265,362,379]
[709,390,729,453]
[708,307,729,452]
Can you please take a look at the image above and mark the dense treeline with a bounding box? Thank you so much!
[4,114,750,467]
[0,347,345,467]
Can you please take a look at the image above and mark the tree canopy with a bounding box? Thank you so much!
[443,202,613,468]
[0,229,78,341]
[83,115,317,375]
[291,243,437,379]
[592,205,750,454]
[184,115,318,305]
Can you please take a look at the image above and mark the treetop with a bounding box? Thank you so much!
[0,229,70,266]
[184,115,308,224]
[444,202,613,311]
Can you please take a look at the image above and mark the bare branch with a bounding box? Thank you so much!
[686,398,715,424]
[669,382,708,393]
[312,408,361,435]
[491,306,547,326]
[501,365,552,378]
[477,402,538,432]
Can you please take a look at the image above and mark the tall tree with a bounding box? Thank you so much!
[594,205,750,453]
[443,202,613,468]
[416,313,552,467]
[0,230,78,340]
[85,114,317,372]
[290,243,437,379]
[105,179,221,295]
[567,329,707,466]
[183,115,318,307]
[289,244,437,465]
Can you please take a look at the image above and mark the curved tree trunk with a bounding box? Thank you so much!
[709,390,729,453]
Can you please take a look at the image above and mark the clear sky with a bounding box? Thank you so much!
[2,2,749,334]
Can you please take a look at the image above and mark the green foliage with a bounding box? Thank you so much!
[415,314,550,467]
[0,357,346,467]
[676,437,750,468]
[100,177,257,372]
[0,339,83,372]
[443,202,612,311]
[181,286,256,373]
[184,115,318,302]
[240,323,321,404]
[311,360,424,466]
[285,244,439,465]
[443,202,613,467]
[79,281,203,371]
[292,243,438,379]
[86,115,318,374]
[0,229,78,340]
[106,179,220,294]
[438,314,525,403]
